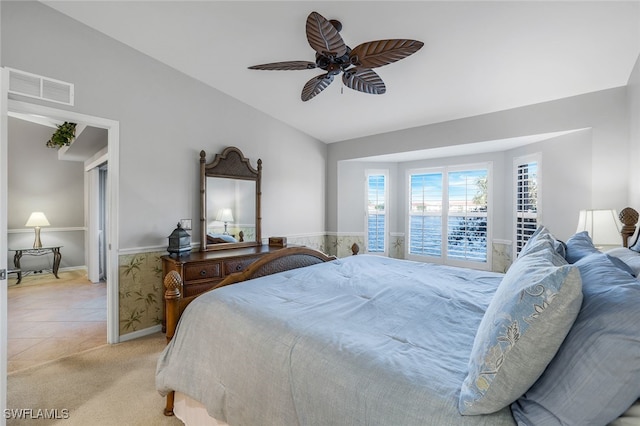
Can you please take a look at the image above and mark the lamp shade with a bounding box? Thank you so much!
[576,209,621,246]
[25,212,50,227]
[216,208,234,223]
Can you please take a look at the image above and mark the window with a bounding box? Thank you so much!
[409,172,443,256]
[447,169,488,263]
[514,155,540,257]
[366,170,388,254]
[409,164,490,268]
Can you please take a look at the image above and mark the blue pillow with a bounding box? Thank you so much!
[207,233,237,243]
[519,226,566,259]
[511,252,640,425]
[459,242,582,415]
[607,247,640,277]
[606,254,637,277]
[565,231,599,263]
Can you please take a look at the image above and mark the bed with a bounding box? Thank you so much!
[156,210,640,426]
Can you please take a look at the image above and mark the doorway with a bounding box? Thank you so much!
[6,100,120,345]
[5,114,110,371]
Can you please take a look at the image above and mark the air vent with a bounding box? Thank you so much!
[7,68,74,106]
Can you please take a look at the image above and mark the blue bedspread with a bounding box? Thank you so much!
[156,255,517,425]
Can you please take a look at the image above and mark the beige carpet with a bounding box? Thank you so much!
[7,332,183,425]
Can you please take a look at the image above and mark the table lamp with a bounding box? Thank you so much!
[216,208,234,235]
[25,211,50,249]
[576,209,621,248]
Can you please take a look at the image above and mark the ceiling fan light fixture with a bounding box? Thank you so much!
[248,11,423,102]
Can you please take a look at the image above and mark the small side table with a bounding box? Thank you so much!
[9,246,62,284]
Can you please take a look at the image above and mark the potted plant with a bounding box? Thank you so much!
[46,122,77,148]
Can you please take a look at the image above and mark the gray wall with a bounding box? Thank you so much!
[502,129,592,241]
[7,117,85,270]
[2,2,638,257]
[336,129,592,256]
[1,1,327,252]
[629,55,640,208]
[328,86,632,243]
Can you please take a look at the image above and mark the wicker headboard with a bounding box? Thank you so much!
[212,247,337,289]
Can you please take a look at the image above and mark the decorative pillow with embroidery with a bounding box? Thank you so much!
[519,226,566,259]
[458,241,583,415]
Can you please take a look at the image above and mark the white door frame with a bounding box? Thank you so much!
[86,152,108,284]
[5,99,120,346]
[1,66,10,426]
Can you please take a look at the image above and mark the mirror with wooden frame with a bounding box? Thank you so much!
[200,147,262,251]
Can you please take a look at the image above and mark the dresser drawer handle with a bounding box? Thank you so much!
[200,270,207,276]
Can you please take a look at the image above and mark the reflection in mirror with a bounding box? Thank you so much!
[206,178,256,244]
[200,147,262,251]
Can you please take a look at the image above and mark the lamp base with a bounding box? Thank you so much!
[33,226,42,249]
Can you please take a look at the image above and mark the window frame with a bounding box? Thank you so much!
[406,162,492,270]
[365,169,389,256]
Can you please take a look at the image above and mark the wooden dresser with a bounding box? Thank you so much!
[161,245,287,298]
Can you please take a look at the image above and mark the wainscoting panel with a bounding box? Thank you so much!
[118,251,164,335]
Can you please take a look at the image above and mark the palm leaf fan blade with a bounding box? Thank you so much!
[248,61,316,71]
[349,39,424,69]
[342,69,386,95]
[301,73,334,101]
[306,11,347,58]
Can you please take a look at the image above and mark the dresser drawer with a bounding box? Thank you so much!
[224,256,260,275]
[184,262,222,281]
[183,281,218,298]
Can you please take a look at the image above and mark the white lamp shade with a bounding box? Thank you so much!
[576,209,621,246]
[216,208,234,223]
[25,212,50,227]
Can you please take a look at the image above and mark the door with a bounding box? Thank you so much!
[87,162,108,283]
[99,165,107,281]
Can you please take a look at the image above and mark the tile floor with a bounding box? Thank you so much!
[7,270,107,373]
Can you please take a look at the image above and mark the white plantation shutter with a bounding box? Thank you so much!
[366,171,388,254]
[515,156,540,256]
[447,169,488,263]
[409,172,443,257]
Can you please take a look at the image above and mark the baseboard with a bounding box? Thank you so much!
[118,325,162,343]
[59,265,87,273]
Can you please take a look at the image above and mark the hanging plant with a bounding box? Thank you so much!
[46,122,77,148]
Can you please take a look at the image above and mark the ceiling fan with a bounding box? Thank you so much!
[248,11,424,102]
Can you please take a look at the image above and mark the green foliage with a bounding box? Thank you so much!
[46,122,77,148]
[473,176,488,207]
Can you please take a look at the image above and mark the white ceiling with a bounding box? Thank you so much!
[41,1,640,144]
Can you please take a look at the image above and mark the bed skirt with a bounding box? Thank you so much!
[174,392,229,426]
[173,392,640,426]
